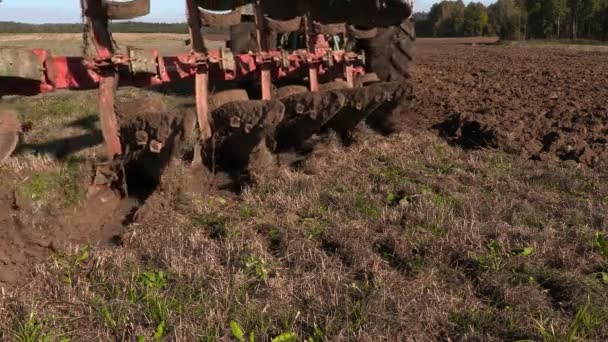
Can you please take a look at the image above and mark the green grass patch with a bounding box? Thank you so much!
[18,161,84,209]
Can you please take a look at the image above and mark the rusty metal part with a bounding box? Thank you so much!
[127,46,158,74]
[195,66,212,139]
[314,22,346,35]
[106,0,151,20]
[99,75,122,158]
[254,2,267,51]
[261,66,273,100]
[187,0,212,140]
[0,110,20,164]
[196,0,254,11]
[186,0,207,53]
[219,48,236,72]
[83,0,122,158]
[199,7,242,26]
[264,16,303,33]
[0,48,45,80]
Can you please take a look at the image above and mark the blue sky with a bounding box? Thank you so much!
[0,0,491,24]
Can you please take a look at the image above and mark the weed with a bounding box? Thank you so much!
[385,191,407,206]
[414,224,445,236]
[229,320,296,342]
[518,247,535,257]
[138,270,169,290]
[193,213,228,239]
[423,162,454,176]
[305,220,325,240]
[533,298,608,341]
[353,196,381,219]
[242,255,270,281]
[199,326,220,342]
[229,320,245,342]
[369,166,405,186]
[475,240,505,270]
[56,247,90,287]
[490,155,513,173]
[11,313,49,342]
[349,299,367,332]
[19,161,84,209]
[153,320,166,341]
[271,332,297,342]
[595,232,608,263]
[96,300,118,331]
[448,309,496,336]
[240,205,258,220]
[144,294,170,325]
[307,324,326,342]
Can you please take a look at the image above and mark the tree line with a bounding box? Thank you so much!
[415,0,608,40]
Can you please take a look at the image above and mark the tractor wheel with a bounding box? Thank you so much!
[357,18,415,82]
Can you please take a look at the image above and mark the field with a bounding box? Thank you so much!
[1,35,608,341]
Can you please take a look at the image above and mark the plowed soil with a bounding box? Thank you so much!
[409,38,608,166]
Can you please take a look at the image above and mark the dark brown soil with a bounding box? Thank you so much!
[406,39,608,166]
[0,95,189,288]
[0,185,136,287]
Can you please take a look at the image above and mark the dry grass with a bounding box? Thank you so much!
[1,127,607,341]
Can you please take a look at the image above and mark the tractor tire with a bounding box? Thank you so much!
[357,18,415,82]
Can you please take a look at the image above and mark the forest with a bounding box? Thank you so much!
[415,0,608,39]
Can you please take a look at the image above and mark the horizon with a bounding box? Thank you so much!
[0,0,495,24]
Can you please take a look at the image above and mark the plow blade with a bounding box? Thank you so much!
[324,82,407,136]
[207,81,409,172]
[276,90,347,150]
[211,100,285,171]
[0,111,20,164]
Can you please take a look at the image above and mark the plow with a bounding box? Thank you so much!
[0,0,415,191]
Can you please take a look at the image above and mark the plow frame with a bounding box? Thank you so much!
[0,0,408,160]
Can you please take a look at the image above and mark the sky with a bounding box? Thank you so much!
[0,0,493,24]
